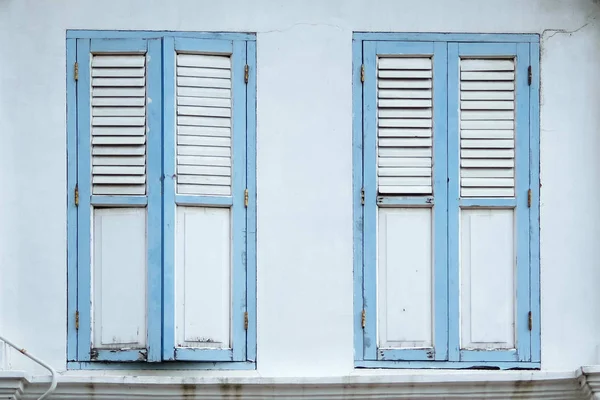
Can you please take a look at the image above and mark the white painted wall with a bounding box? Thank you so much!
[0,0,599,377]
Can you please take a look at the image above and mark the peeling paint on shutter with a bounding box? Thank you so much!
[377,57,433,195]
[176,54,232,196]
[460,58,515,197]
[91,54,147,196]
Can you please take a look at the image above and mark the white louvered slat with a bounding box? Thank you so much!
[91,53,146,196]
[176,53,232,196]
[377,55,433,195]
[460,58,515,197]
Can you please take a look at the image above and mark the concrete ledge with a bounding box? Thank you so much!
[1,369,595,399]
[0,371,26,399]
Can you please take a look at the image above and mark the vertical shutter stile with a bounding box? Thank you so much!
[460,58,516,197]
[176,54,232,196]
[91,54,147,196]
[377,57,433,195]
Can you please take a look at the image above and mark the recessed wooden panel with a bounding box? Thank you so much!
[460,209,515,350]
[378,208,433,348]
[92,208,147,349]
[175,206,231,348]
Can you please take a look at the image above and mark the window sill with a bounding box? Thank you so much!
[355,360,541,369]
[67,361,256,371]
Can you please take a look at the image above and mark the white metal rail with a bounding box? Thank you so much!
[0,335,57,399]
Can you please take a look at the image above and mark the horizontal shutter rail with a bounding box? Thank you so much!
[176,52,233,197]
[459,57,516,198]
[91,53,147,196]
[377,55,433,196]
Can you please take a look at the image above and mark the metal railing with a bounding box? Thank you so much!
[0,335,57,399]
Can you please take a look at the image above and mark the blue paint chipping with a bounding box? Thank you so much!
[361,40,378,361]
[352,38,365,361]
[161,35,177,363]
[66,37,78,362]
[146,38,164,363]
[529,42,541,364]
[432,41,449,362]
[353,33,540,369]
[75,38,92,362]
[446,42,460,362]
[230,40,249,363]
[67,30,256,370]
[245,40,258,363]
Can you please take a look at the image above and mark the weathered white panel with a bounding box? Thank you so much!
[378,208,433,348]
[175,207,231,348]
[460,209,515,350]
[92,208,147,349]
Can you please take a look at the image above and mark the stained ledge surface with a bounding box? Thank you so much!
[2,368,598,399]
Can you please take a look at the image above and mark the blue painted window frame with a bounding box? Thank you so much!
[66,31,257,370]
[352,33,540,369]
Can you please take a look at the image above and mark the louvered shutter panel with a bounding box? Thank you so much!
[176,54,232,196]
[91,54,147,196]
[460,58,515,197]
[165,39,249,363]
[377,57,433,195]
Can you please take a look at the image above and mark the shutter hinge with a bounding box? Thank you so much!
[244,64,249,84]
[528,311,532,331]
[244,188,249,207]
[244,312,249,330]
[361,188,365,205]
[74,184,79,207]
[361,309,366,329]
[527,189,532,208]
[528,66,532,86]
[74,62,79,81]
[75,311,79,330]
[360,64,365,83]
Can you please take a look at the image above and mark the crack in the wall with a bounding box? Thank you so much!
[542,13,598,42]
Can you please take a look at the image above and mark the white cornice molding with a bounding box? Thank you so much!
[0,371,25,399]
[581,366,600,398]
[1,369,595,399]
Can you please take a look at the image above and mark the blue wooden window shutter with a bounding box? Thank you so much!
[74,38,163,363]
[354,34,540,369]
[162,37,250,363]
[67,32,257,367]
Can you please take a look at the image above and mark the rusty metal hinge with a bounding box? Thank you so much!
[361,188,365,205]
[528,66,532,86]
[90,349,98,360]
[244,65,249,84]
[74,184,79,207]
[244,312,249,330]
[244,188,249,207]
[75,311,79,330]
[361,309,366,329]
[360,64,365,83]
[527,189,532,208]
[528,311,532,331]
[74,62,79,81]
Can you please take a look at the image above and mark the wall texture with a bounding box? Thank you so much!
[0,0,599,376]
